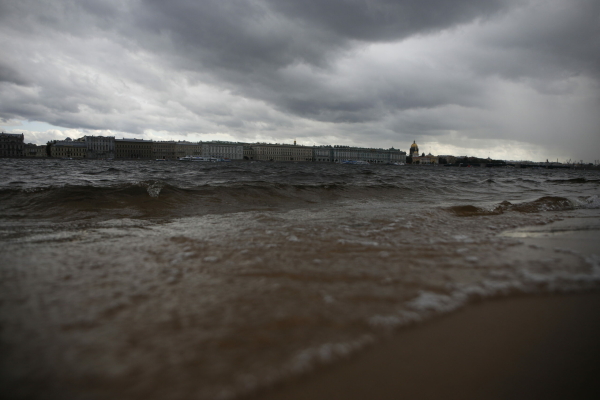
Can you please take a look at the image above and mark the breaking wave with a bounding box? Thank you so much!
[446,196,577,216]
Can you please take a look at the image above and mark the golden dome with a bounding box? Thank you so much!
[410,141,418,148]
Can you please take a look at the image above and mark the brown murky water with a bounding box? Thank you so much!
[1,159,599,399]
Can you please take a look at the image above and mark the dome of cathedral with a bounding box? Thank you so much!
[409,141,419,157]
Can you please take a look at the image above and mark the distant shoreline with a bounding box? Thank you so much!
[1,157,598,169]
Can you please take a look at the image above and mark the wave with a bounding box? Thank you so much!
[80,167,125,175]
[446,204,504,216]
[508,196,575,213]
[2,161,598,221]
[0,181,408,220]
[447,196,576,216]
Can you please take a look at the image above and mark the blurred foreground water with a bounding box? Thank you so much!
[1,159,599,399]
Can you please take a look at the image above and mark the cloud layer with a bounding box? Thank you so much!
[0,0,598,161]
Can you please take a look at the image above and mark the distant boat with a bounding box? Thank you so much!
[390,162,405,166]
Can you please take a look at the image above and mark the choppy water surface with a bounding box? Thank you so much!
[1,159,600,399]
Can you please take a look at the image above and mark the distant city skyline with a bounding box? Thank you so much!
[0,120,595,164]
[1,0,598,163]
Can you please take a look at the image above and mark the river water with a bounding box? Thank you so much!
[1,159,599,399]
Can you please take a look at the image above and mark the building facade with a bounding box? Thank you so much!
[175,141,203,158]
[314,146,332,162]
[0,133,24,158]
[153,141,177,160]
[115,138,153,159]
[202,142,244,160]
[24,143,47,157]
[438,155,456,164]
[85,136,115,159]
[412,153,439,165]
[244,143,405,163]
[249,143,313,162]
[331,146,406,164]
[243,144,255,160]
[50,138,87,159]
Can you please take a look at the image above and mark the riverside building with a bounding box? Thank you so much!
[50,138,87,159]
[175,141,203,158]
[201,142,244,160]
[115,138,153,159]
[85,136,115,159]
[0,132,24,158]
[153,141,177,160]
[247,142,313,162]
[412,153,439,165]
[331,145,406,164]
[244,142,405,163]
[7,132,413,164]
[24,143,47,157]
[314,146,332,162]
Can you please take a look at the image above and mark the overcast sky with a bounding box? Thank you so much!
[1,0,598,161]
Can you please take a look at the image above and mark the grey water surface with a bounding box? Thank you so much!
[1,159,599,400]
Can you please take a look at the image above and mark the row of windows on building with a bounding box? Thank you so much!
[0,133,25,157]
[1,134,407,163]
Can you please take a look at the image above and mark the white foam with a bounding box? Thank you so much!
[145,182,163,198]
[96,218,151,227]
[289,335,374,374]
[407,291,467,314]
[576,195,600,209]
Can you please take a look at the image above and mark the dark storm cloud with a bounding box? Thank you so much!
[124,0,516,121]
[121,0,598,124]
[133,0,513,70]
[1,0,516,126]
[0,63,31,87]
[467,0,600,81]
[0,0,598,160]
[264,0,512,41]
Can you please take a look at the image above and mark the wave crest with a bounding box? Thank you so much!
[447,197,575,217]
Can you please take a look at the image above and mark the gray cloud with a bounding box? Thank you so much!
[0,62,31,86]
[0,0,598,160]
[466,0,600,81]
[264,0,512,41]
